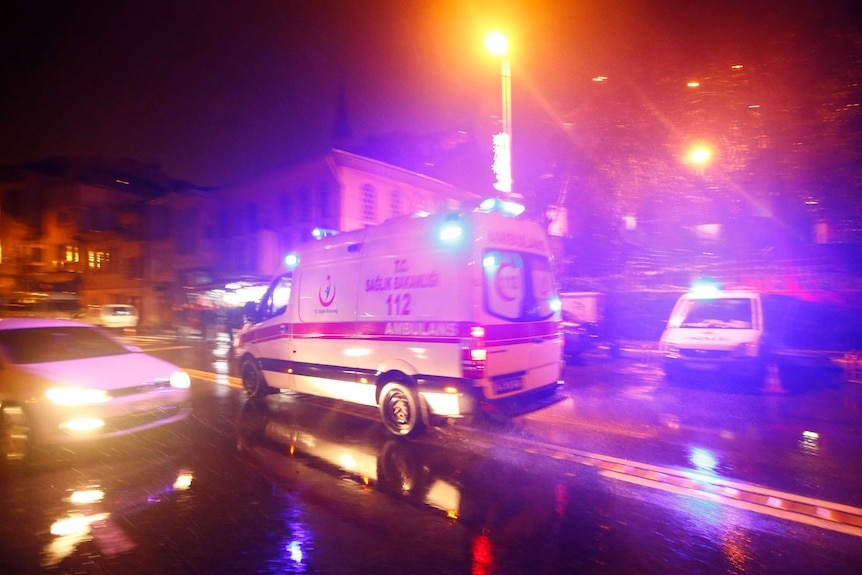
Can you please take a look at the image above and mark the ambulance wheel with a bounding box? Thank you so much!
[241,358,274,399]
[378,381,425,437]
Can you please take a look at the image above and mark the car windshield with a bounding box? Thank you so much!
[679,298,753,329]
[0,326,131,364]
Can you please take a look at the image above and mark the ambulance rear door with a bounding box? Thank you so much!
[477,217,562,399]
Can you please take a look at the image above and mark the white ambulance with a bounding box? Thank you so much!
[233,203,564,436]
[659,282,766,381]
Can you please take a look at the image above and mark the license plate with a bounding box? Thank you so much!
[493,376,524,394]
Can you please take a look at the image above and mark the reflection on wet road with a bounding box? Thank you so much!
[235,393,862,573]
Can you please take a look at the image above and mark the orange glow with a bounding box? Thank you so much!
[687,81,700,87]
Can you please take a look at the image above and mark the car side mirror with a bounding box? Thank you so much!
[242,301,258,323]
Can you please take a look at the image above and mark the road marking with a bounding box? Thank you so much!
[599,469,862,538]
[144,345,194,352]
[187,369,242,388]
[453,428,862,538]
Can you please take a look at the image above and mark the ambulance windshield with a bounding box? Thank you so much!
[483,250,556,321]
[679,298,753,329]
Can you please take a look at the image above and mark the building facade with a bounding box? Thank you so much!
[0,151,482,331]
[212,149,481,280]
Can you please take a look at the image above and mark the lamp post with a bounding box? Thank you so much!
[485,31,513,195]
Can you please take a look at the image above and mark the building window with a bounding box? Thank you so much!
[318,182,332,219]
[88,249,111,271]
[361,184,377,223]
[390,190,403,218]
[416,196,429,215]
[298,187,312,222]
[58,244,79,263]
[279,194,293,227]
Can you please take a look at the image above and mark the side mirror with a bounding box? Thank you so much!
[242,300,258,323]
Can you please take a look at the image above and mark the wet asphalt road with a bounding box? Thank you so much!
[2,333,862,574]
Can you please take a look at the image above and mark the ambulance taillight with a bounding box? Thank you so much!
[461,325,486,379]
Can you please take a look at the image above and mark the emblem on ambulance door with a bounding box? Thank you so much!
[319,275,336,307]
[495,263,522,302]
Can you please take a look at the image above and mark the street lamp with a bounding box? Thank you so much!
[688,145,712,166]
[685,144,714,175]
[485,31,513,195]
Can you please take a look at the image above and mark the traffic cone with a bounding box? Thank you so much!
[761,362,787,394]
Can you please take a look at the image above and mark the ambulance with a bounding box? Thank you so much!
[233,201,564,436]
[659,282,766,381]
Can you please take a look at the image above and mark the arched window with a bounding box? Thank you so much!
[361,184,377,222]
[318,181,332,218]
[390,190,403,218]
[298,187,312,222]
[278,194,293,227]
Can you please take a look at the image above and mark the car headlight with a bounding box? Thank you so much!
[46,387,111,406]
[170,371,192,389]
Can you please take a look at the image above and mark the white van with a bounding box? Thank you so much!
[659,284,765,381]
[78,304,140,330]
[234,206,564,436]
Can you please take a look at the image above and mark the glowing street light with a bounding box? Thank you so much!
[485,31,513,194]
[688,145,712,165]
[685,143,714,175]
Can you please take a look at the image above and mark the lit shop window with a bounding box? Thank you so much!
[88,250,111,270]
[65,245,79,263]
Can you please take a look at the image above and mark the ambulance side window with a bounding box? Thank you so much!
[259,274,292,321]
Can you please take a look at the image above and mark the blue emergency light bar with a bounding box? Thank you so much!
[477,197,526,217]
[689,278,723,297]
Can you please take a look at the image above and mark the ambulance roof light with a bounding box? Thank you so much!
[439,222,463,242]
[689,278,722,298]
[439,213,465,243]
[476,197,526,217]
[312,227,339,240]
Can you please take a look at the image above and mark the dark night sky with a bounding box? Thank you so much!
[0,0,853,188]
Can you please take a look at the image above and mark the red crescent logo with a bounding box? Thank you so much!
[319,276,336,307]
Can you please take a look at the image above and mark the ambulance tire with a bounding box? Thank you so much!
[241,357,275,399]
[378,381,426,437]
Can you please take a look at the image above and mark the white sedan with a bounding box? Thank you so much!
[0,318,192,462]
